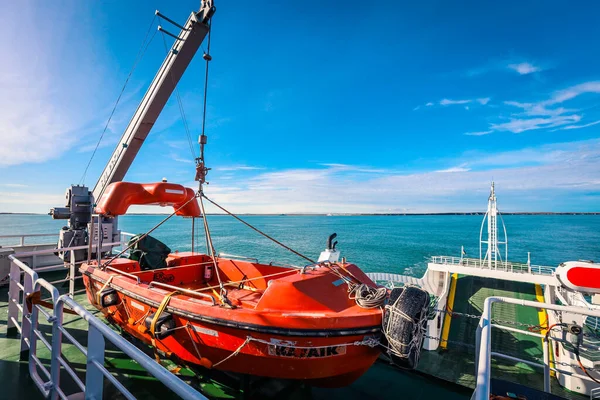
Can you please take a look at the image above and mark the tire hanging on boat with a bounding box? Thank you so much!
[381,285,430,369]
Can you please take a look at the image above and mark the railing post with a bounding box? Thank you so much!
[542,335,551,393]
[20,269,34,359]
[85,325,106,400]
[20,235,25,246]
[69,250,76,297]
[49,301,64,400]
[474,298,495,400]
[7,261,20,336]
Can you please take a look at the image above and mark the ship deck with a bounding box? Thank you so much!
[417,274,588,400]
[0,269,471,400]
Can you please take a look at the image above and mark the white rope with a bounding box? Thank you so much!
[249,336,381,349]
[133,309,151,325]
[210,335,382,369]
[184,323,204,362]
[348,283,387,309]
[118,299,132,320]
[212,336,252,367]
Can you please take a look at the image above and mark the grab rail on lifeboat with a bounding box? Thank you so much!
[103,266,141,284]
[148,281,217,305]
[268,262,304,269]
[217,252,259,263]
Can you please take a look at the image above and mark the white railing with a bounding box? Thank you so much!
[0,231,136,248]
[0,232,59,247]
[474,297,600,399]
[6,252,208,400]
[11,237,131,297]
[5,231,136,292]
[431,256,555,276]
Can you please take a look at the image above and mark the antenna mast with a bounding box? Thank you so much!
[479,182,508,269]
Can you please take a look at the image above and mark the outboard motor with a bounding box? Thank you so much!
[381,285,430,369]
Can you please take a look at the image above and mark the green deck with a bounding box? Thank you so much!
[417,275,587,400]
[0,270,471,400]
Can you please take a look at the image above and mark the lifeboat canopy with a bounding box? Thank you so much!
[95,182,200,217]
[555,261,600,293]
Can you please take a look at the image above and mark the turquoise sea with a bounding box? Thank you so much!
[1,214,599,276]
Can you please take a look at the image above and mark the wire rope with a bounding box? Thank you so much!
[158,22,197,161]
[80,15,158,184]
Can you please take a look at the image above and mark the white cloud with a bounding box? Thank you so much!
[319,163,390,173]
[0,2,109,166]
[490,114,581,134]
[504,101,575,117]
[0,191,64,207]
[3,140,598,213]
[425,102,434,107]
[440,99,471,106]
[467,80,600,135]
[477,98,491,105]
[560,119,600,130]
[547,81,600,105]
[215,165,266,171]
[508,62,541,75]
[199,139,600,213]
[435,166,471,173]
[171,154,194,164]
[465,130,493,136]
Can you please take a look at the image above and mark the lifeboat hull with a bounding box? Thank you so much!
[80,254,382,387]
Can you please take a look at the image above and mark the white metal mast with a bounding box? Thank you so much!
[479,182,508,269]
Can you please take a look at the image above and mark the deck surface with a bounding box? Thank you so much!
[0,270,470,400]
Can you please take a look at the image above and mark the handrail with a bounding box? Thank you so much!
[56,295,209,400]
[29,278,61,397]
[14,240,127,257]
[6,252,209,400]
[9,254,39,281]
[148,281,216,305]
[474,297,600,400]
[0,232,59,247]
[217,252,259,263]
[430,256,555,276]
[0,233,59,238]
[103,266,142,284]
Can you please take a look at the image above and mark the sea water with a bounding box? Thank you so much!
[1,214,598,276]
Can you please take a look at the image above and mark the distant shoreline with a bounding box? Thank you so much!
[1,212,598,216]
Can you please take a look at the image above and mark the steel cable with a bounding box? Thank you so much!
[80,15,158,184]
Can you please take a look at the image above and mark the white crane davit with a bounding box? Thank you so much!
[50,1,215,262]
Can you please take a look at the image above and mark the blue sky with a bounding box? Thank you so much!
[0,0,599,213]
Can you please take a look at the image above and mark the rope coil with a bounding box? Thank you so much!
[348,283,387,309]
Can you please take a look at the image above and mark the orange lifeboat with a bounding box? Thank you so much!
[81,182,430,387]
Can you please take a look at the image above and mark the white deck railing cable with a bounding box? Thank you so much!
[431,256,555,276]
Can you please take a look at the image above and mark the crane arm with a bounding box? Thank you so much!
[93,2,215,201]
